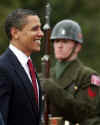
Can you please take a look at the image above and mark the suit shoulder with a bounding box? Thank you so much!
[75,60,99,84]
[0,53,11,72]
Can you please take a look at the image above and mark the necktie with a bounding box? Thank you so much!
[27,59,38,105]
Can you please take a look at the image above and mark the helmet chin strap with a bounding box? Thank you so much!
[62,42,78,62]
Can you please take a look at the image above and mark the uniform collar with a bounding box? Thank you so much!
[55,60,71,79]
[52,58,82,88]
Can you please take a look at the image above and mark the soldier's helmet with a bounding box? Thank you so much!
[50,19,83,44]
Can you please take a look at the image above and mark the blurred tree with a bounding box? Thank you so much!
[0,0,100,73]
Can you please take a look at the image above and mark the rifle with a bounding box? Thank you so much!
[41,2,51,78]
[41,2,51,125]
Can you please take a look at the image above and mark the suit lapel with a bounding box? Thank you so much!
[5,48,39,115]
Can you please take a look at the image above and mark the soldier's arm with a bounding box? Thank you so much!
[43,77,100,124]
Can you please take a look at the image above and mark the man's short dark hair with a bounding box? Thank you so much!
[5,8,37,40]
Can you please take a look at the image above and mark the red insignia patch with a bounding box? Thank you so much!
[91,75,100,86]
[88,87,96,98]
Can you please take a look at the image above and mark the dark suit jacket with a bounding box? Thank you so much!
[0,48,43,125]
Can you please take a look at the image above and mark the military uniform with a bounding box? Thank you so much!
[44,58,100,125]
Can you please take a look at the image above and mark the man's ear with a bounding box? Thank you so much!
[10,27,19,40]
[75,43,82,53]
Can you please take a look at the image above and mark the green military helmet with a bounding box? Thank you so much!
[50,19,83,44]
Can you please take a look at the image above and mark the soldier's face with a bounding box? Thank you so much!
[53,39,75,61]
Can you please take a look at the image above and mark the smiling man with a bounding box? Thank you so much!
[43,20,100,125]
[0,8,44,125]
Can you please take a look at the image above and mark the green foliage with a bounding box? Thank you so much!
[0,0,100,73]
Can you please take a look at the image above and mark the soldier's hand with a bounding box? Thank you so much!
[38,73,54,92]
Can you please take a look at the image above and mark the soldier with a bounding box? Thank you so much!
[43,19,100,125]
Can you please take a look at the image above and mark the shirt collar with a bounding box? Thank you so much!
[9,44,30,66]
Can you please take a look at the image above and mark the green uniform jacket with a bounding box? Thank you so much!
[44,59,100,125]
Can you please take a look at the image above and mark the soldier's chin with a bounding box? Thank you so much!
[33,47,40,52]
[55,56,64,61]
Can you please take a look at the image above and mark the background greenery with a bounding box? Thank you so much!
[0,0,100,73]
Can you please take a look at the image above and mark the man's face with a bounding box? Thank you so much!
[11,15,44,56]
[53,39,75,61]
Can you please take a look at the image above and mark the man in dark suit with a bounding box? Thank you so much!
[0,8,44,125]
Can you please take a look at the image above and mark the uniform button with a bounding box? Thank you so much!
[74,86,78,90]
